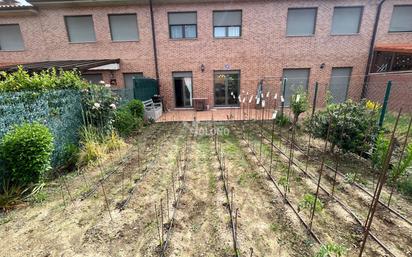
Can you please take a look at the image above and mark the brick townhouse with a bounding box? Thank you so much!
[0,0,411,110]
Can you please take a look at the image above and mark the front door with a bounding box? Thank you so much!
[214,70,240,106]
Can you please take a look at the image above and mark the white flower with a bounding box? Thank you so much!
[105,83,111,88]
[93,102,101,109]
[109,103,116,110]
[99,80,105,85]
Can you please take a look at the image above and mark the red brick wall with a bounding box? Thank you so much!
[366,71,412,112]
[1,0,412,110]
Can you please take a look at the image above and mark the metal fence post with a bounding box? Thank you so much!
[378,80,392,128]
[281,78,286,117]
[311,82,318,117]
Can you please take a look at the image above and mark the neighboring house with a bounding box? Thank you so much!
[0,0,411,110]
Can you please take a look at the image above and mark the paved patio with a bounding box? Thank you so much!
[157,107,292,122]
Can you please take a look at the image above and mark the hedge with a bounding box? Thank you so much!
[0,89,83,166]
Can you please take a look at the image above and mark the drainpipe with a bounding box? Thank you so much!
[149,0,160,93]
[360,0,386,99]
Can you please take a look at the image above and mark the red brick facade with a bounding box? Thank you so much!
[1,0,412,110]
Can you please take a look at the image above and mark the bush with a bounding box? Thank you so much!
[0,123,54,186]
[113,100,143,137]
[77,126,105,167]
[397,176,412,198]
[298,193,324,212]
[0,66,88,92]
[371,133,389,170]
[104,131,125,152]
[61,143,80,169]
[127,99,145,119]
[306,100,379,154]
[81,84,118,132]
[290,90,309,125]
[275,114,291,127]
[315,242,346,257]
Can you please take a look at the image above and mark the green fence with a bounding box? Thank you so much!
[133,77,158,101]
[0,90,83,167]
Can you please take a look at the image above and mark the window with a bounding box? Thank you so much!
[282,69,310,106]
[173,72,193,107]
[213,10,242,38]
[372,51,412,73]
[168,12,197,39]
[331,7,363,35]
[329,68,352,103]
[214,70,240,106]
[389,5,412,32]
[82,73,103,84]
[286,8,317,36]
[109,14,139,41]
[0,24,24,51]
[65,15,96,43]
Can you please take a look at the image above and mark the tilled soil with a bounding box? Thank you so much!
[0,122,411,257]
[242,121,412,257]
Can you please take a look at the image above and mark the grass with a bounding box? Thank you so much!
[270,223,279,232]
[383,111,411,140]
[237,171,259,186]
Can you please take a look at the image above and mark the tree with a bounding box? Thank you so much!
[291,90,309,126]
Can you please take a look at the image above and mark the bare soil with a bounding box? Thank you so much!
[0,122,411,257]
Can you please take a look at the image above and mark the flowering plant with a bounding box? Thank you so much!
[81,84,118,131]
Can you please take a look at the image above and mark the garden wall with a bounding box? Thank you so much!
[366,72,412,112]
[0,90,83,166]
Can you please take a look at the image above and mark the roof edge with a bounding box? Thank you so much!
[28,0,145,7]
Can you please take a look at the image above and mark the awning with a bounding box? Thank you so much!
[375,43,412,54]
[0,59,120,72]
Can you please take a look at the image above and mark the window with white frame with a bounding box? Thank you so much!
[213,10,242,38]
[168,12,197,39]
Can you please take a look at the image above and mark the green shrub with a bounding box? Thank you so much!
[0,66,88,92]
[315,242,346,257]
[104,131,125,152]
[0,123,54,186]
[389,143,412,186]
[275,114,291,127]
[127,99,145,119]
[299,193,324,212]
[291,90,309,125]
[113,107,142,137]
[61,143,80,169]
[77,126,106,167]
[306,100,379,154]
[81,84,118,131]
[397,176,412,198]
[371,133,389,170]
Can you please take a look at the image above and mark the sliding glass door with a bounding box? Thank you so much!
[214,70,240,106]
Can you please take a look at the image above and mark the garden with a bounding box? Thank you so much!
[0,68,411,257]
